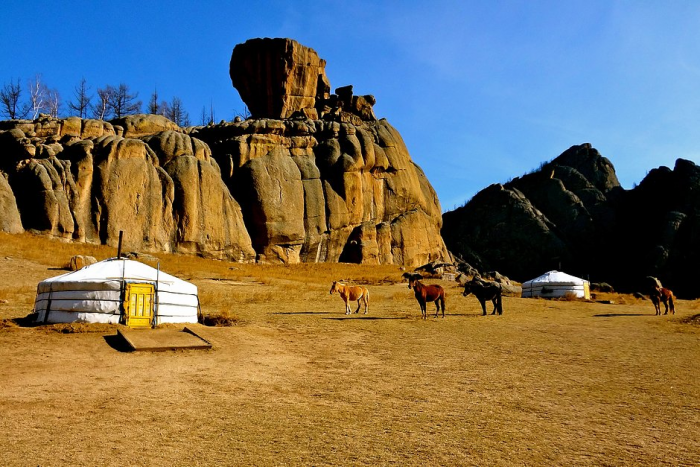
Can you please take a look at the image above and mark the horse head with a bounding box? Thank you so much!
[329,281,338,295]
[462,282,472,297]
[403,272,422,289]
[463,276,484,296]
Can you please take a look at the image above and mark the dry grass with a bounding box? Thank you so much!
[200,309,239,327]
[0,233,699,466]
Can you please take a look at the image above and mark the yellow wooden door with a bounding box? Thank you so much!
[124,283,155,328]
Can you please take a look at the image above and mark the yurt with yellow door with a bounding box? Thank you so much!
[33,258,199,327]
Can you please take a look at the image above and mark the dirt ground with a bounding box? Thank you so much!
[0,249,699,466]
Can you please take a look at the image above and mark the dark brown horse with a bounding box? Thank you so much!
[462,277,503,315]
[403,273,445,319]
[650,287,675,315]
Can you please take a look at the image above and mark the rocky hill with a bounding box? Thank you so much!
[442,144,700,298]
[0,38,449,267]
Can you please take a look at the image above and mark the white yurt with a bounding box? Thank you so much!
[521,270,591,300]
[33,258,199,327]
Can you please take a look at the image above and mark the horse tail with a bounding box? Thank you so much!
[498,284,503,314]
[439,290,446,312]
[669,294,675,314]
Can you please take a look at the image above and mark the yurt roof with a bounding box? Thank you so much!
[522,270,588,286]
[38,258,197,294]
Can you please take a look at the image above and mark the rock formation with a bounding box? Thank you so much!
[191,108,447,265]
[443,144,700,298]
[0,114,256,260]
[0,38,449,267]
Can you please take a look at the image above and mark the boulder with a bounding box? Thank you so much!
[10,157,74,237]
[68,255,97,271]
[0,172,23,234]
[163,153,255,261]
[233,147,305,262]
[89,135,171,251]
[230,38,329,119]
[111,114,182,138]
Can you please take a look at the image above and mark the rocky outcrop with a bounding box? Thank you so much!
[443,144,700,298]
[230,38,377,124]
[442,183,569,280]
[230,38,329,120]
[0,115,257,260]
[0,172,23,234]
[112,114,182,138]
[192,115,448,266]
[0,39,448,267]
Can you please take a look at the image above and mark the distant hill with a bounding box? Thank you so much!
[442,143,700,298]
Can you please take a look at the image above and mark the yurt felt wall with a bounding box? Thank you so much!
[33,258,199,325]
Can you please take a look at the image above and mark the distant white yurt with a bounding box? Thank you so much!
[33,258,199,327]
[521,270,590,300]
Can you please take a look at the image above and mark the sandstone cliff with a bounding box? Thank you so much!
[0,38,449,267]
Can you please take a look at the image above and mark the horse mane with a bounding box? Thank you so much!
[402,272,423,281]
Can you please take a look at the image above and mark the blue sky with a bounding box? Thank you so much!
[2,1,699,211]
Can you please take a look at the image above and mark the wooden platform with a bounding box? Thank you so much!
[117,327,212,352]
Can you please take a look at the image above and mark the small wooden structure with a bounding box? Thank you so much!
[117,327,212,352]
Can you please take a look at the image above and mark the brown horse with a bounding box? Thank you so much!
[403,273,446,319]
[650,287,675,315]
[330,281,369,315]
[463,277,503,315]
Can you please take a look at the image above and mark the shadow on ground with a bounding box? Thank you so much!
[103,334,133,352]
[594,313,651,318]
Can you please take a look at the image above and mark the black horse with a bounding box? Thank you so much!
[463,277,503,315]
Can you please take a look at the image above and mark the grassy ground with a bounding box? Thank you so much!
[0,233,699,466]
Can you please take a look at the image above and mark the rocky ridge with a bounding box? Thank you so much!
[442,144,700,298]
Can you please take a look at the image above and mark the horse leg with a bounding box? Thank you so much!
[344,298,351,315]
[434,299,440,318]
[439,295,445,318]
[420,299,427,319]
[364,293,369,314]
[479,299,487,316]
[497,295,503,315]
[491,298,497,315]
[355,299,361,314]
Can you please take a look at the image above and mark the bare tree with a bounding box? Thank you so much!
[47,88,61,118]
[68,78,92,119]
[93,85,113,120]
[200,100,215,125]
[148,88,160,114]
[158,100,170,117]
[27,74,49,119]
[233,105,251,120]
[165,96,189,126]
[108,83,141,118]
[0,78,26,119]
